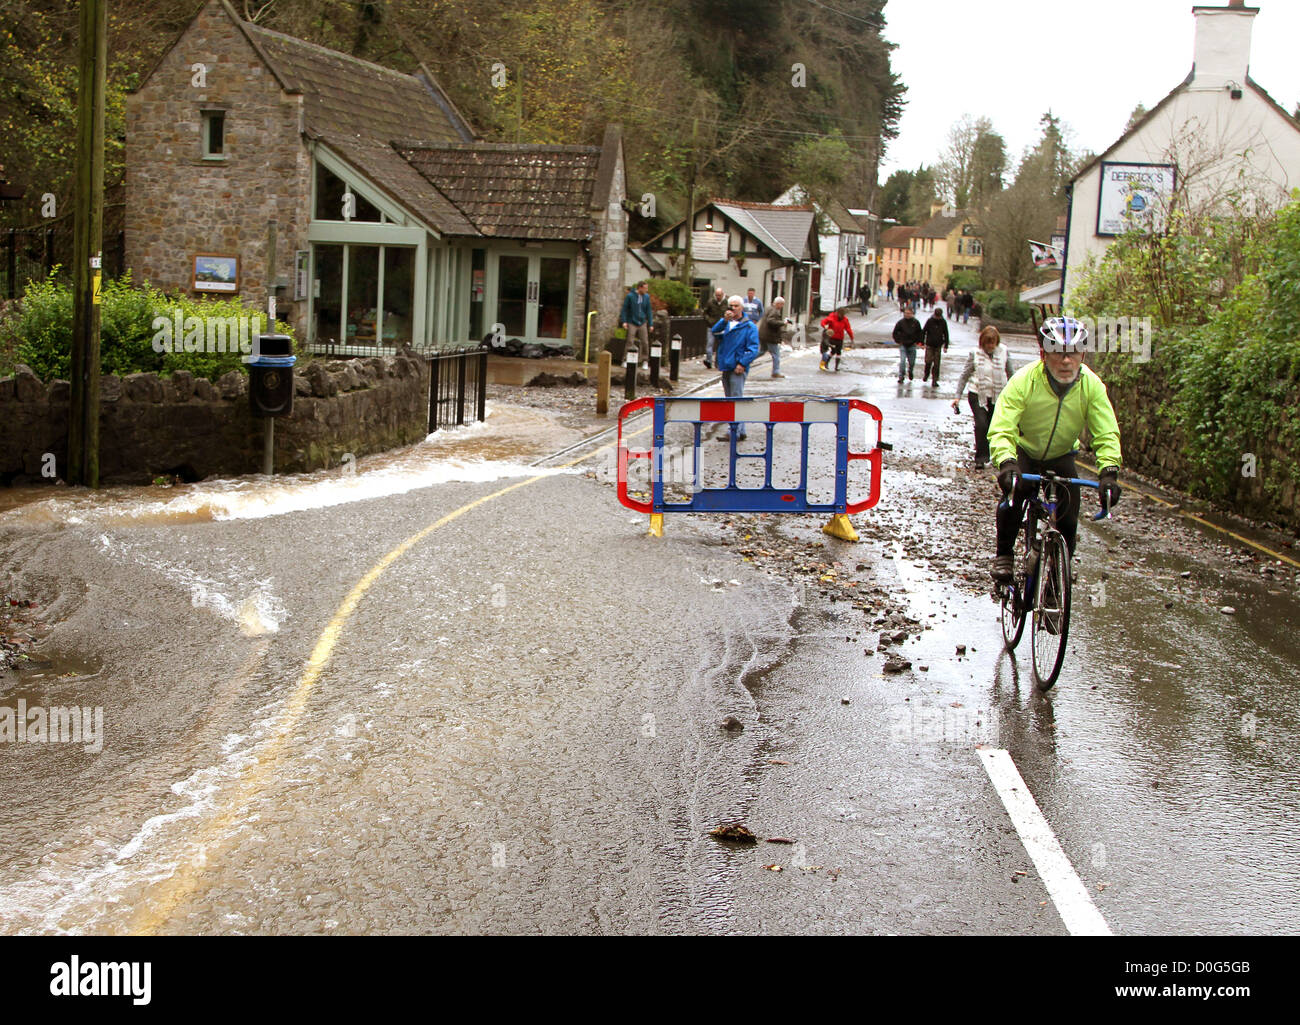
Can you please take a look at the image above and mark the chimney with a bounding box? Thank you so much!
[1191,2,1258,89]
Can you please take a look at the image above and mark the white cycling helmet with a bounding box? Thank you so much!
[1039,316,1089,352]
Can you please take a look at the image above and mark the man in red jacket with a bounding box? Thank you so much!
[819,308,854,372]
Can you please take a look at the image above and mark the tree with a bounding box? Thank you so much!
[970,128,1007,210]
[1125,103,1149,133]
[789,134,854,206]
[880,169,915,223]
[979,112,1083,293]
[906,165,938,226]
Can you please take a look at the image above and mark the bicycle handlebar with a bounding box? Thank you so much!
[998,472,1113,520]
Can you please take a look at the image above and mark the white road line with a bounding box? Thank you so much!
[977,747,1113,936]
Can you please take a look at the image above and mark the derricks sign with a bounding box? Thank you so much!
[1096,163,1176,237]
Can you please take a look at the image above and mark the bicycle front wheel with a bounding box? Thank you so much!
[1031,532,1071,690]
[1001,579,1026,650]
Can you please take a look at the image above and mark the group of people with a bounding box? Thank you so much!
[888,278,937,312]
[698,285,787,380]
[945,289,978,324]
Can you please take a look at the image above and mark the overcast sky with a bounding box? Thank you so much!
[878,0,1300,177]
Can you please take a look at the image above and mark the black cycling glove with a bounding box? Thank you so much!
[1098,467,1122,509]
[997,460,1018,497]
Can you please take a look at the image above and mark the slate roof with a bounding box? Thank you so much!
[822,196,865,234]
[239,21,479,236]
[710,200,816,261]
[912,210,968,240]
[397,143,602,240]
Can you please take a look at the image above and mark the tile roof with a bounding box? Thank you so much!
[711,200,816,261]
[880,225,917,248]
[397,143,602,240]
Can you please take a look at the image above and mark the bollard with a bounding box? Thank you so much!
[670,334,681,382]
[596,350,611,416]
[649,342,661,388]
[625,348,638,401]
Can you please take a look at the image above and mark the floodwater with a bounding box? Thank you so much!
[1,322,1298,934]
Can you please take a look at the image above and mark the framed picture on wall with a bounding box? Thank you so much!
[193,254,240,293]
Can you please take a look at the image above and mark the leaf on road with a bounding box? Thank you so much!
[710,824,758,844]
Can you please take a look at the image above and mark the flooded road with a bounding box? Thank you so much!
[1,312,1297,934]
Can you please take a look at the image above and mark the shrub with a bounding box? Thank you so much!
[948,269,983,292]
[0,273,295,381]
[975,289,1032,324]
[646,277,697,316]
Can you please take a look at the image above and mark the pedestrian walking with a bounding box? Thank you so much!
[700,286,727,368]
[620,281,652,356]
[952,325,1014,468]
[819,307,854,371]
[887,276,895,301]
[960,290,973,325]
[713,295,760,440]
[892,304,923,382]
[759,296,789,378]
[857,282,871,317]
[922,306,949,387]
[743,287,764,324]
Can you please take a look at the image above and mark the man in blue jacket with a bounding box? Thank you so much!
[620,281,652,355]
[710,295,760,441]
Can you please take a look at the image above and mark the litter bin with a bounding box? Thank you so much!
[248,333,296,417]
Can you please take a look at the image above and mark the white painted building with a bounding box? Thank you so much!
[771,186,865,312]
[1063,0,1300,301]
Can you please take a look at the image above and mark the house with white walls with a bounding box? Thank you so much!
[771,185,865,313]
[1063,0,1300,302]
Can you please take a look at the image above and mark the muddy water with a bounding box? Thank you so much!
[0,403,582,527]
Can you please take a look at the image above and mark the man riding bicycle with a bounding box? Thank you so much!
[988,317,1124,583]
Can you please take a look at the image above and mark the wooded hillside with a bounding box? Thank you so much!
[0,0,903,239]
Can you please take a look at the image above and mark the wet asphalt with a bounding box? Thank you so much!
[0,305,1297,935]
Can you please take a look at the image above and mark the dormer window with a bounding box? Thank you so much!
[202,109,226,159]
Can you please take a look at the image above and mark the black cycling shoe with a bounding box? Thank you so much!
[990,555,1013,582]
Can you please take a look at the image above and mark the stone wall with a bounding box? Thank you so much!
[588,132,629,352]
[0,357,429,485]
[1097,356,1300,530]
[125,0,312,338]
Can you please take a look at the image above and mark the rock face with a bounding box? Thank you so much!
[0,356,431,485]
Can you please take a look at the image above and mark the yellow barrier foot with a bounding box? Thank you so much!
[648,513,664,538]
[822,514,858,542]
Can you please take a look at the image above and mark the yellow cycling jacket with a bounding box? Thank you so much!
[988,360,1122,468]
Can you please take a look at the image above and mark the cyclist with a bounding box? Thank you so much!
[988,317,1123,583]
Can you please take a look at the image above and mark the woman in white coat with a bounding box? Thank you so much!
[951,325,1014,468]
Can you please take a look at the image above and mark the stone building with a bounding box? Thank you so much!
[125,0,627,355]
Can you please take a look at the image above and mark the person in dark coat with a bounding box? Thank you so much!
[892,304,923,382]
[700,286,727,368]
[922,306,949,387]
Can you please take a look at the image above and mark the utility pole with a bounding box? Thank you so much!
[69,0,107,487]
[681,116,698,286]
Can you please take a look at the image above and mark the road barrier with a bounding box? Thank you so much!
[617,395,888,538]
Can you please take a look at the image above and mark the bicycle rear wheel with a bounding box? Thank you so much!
[1031,532,1071,690]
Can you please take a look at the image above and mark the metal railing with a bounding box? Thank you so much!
[428,345,489,433]
[1,207,125,299]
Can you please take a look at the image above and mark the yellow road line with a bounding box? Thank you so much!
[130,433,637,934]
[1077,459,1300,571]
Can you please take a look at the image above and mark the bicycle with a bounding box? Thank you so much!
[997,471,1112,691]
